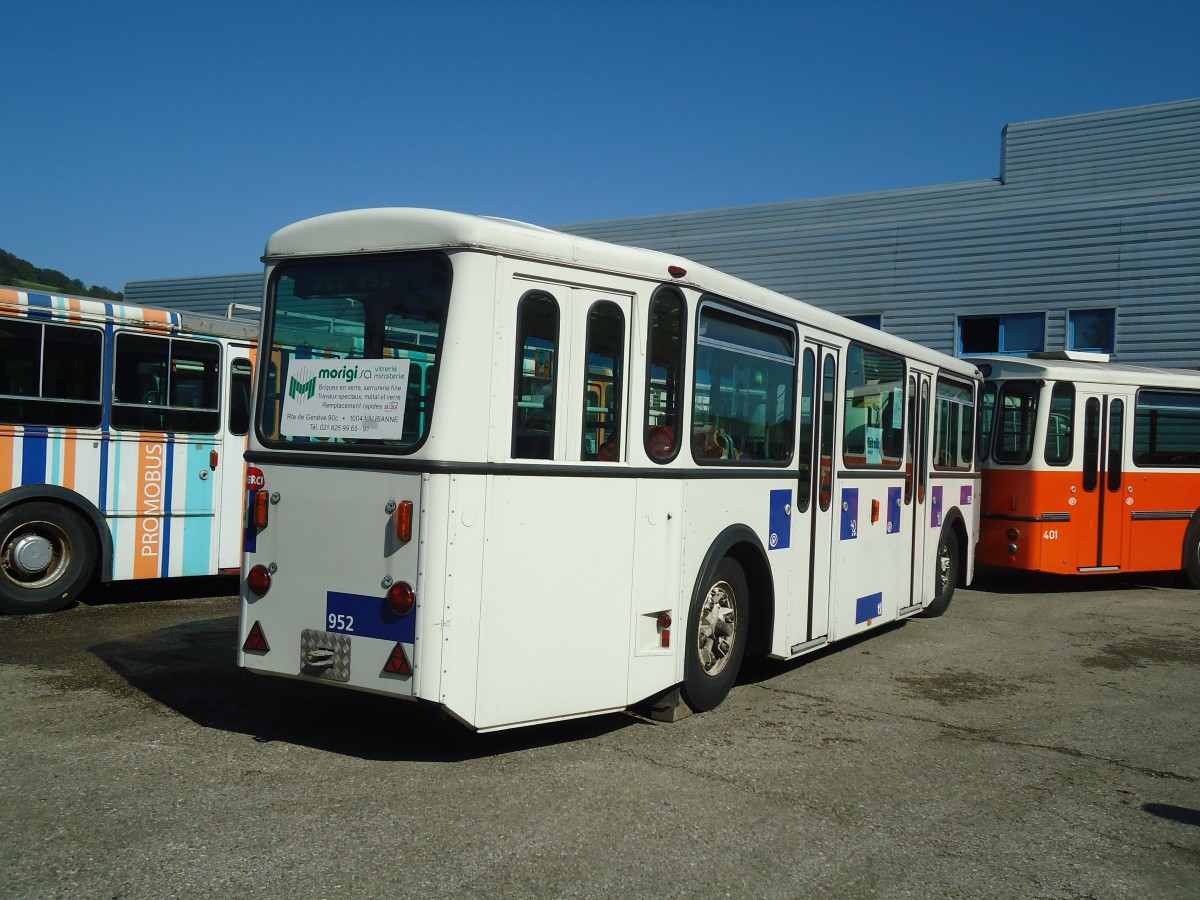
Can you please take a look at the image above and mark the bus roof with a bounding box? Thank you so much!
[265,207,980,380]
[965,354,1200,389]
[0,284,258,341]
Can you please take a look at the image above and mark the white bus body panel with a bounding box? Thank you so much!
[239,465,425,700]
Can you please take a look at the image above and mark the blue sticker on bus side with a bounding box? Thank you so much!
[769,489,792,550]
[887,487,901,534]
[856,592,883,624]
[840,488,858,540]
[326,591,416,643]
[931,485,943,528]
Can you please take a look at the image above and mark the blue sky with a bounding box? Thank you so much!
[4,0,1199,292]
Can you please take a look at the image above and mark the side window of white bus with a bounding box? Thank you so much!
[692,302,796,465]
[644,288,686,462]
[0,319,103,428]
[582,301,625,461]
[843,343,905,469]
[512,292,559,460]
[932,374,976,471]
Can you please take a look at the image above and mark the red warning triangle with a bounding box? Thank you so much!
[243,621,270,653]
[383,643,411,675]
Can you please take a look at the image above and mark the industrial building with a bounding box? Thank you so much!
[126,98,1200,367]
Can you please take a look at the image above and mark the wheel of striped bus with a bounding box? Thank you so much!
[0,502,97,615]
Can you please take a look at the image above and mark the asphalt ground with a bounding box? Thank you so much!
[1,571,1197,899]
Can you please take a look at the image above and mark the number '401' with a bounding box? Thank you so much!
[1043,529,1060,540]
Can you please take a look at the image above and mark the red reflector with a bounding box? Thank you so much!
[243,620,270,652]
[657,612,672,649]
[246,564,272,596]
[668,265,687,278]
[396,499,413,542]
[210,450,219,470]
[383,643,412,675]
[254,490,269,527]
[386,582,415,617]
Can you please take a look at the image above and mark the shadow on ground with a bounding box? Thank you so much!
[88,613,641,762]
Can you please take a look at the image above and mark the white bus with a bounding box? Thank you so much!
[1,287,257,613]
[238,208,981,731]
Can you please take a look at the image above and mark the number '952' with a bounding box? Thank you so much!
[328,613,354,633]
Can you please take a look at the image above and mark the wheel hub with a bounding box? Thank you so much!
[9,534,54,576]
[697,581,737,676]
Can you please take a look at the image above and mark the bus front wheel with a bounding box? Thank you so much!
[919,525,960,618]
[1184,516,1200,590]
[682,557,749,712]
[0,502,96,614]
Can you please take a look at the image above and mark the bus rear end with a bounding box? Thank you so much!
[238,244,451,706]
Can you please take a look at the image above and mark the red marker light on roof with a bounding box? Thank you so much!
[668,265,687,279]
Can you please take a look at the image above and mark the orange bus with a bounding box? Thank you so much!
[968,352,1200,587]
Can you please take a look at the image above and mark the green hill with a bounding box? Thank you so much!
[0,247,123,301]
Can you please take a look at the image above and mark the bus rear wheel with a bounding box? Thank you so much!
[919,525,959,618]
[0,503,96,614]
[682,557,748,713]
[1184,516,1200,590]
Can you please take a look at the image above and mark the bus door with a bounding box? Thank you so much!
[790,342,838,650]
[1077,391,1131,570]
[908,370,933,605]
[217,347,254,570]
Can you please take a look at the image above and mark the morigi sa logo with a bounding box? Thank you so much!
[289,374,317,402]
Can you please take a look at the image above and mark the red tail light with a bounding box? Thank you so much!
[657,612,672,648]
[383,642,412,676]
[247,564,272,596]
[386,581,415,617]
[243,620,270,652]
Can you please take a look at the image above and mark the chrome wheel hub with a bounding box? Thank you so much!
[697,580,737,676]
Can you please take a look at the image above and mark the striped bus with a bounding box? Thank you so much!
[0,286,257,613]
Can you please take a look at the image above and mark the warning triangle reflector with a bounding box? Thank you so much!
[383,643,411,676]
[243,621,270,653]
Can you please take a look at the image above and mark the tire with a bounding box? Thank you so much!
[919,524,960,618]
[1184,515,1200,590]
[0,502,97,614]
[682,557,749,712]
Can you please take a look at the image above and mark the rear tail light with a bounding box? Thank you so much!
[247,564,272,596]
[386,581,416,617]
[253,490,270,528]
[657,612,672,648]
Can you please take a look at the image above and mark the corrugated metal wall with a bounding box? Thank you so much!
[559,98,1200,367]
[125,99,1200,367]
[124,273,262,321]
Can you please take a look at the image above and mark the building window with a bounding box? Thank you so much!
[959,313,1045,356]
[1068,308,1115,354]
[847,314,882,329]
